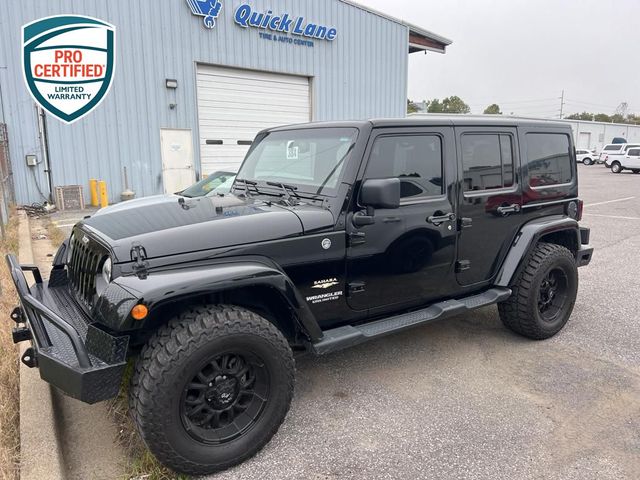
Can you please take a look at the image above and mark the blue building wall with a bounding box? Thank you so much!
[0,0,410,204]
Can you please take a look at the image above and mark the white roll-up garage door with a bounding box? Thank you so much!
[196,65,311,174]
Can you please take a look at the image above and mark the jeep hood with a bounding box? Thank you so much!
[80,194,334,262]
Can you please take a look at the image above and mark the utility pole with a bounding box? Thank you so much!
[559,90,565,119]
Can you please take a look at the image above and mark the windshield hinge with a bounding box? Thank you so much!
[130,243,149,280]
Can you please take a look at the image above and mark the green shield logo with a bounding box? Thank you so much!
[22,15,116,124]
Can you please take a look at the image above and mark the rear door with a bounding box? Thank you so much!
[455,127,523,286]
[346,126,457,312]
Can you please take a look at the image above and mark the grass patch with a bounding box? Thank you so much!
[0,210,21,480]
[108,364,189,480]
[45,220,66,249]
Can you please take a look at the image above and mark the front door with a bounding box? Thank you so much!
[346,127,457,312]
[455,127,523,286]
[160,128,195,193]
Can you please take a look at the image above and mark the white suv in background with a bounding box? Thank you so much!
[576,149,597,165]
[610,147,640,174]
[604,143,640,168]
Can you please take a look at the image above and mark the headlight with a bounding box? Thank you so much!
[102,257,112,283]
[66,234,74,264]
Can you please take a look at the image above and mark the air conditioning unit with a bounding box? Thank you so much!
[54,185,85,211]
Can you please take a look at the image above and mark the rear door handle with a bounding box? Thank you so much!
[427,213,456,226]
[496,204,521,215]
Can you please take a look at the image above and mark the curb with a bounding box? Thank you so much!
[17,211,66,480]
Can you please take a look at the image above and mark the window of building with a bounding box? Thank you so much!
[461,134,514,192]
[526,133,573,187]
[366,135,443,199]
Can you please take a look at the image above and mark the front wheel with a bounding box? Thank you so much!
[498,242,578,340]
[583,158,593,165]
[130,305,295,476]
[611,162,623,173]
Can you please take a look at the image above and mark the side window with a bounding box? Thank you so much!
[629,148,640,156]
[526,133,573,187]
[366,135,443,199]
[461,133,515,192]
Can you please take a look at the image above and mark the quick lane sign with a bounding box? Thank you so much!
[22,15,116,124]
[234,4,338,41]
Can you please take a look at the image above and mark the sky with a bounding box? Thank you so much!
[355,0,640,117]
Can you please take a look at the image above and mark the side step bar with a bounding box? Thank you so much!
[312,287,512,355]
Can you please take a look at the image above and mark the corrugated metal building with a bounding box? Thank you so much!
[562,119,640,152]
[0,0,451,205]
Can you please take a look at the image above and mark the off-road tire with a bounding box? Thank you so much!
[498,242,578,340]
[130,305,295,476]
[611,162,622,173]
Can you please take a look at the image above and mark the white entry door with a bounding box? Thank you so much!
[160,129,195,193]
[196,65,311,174]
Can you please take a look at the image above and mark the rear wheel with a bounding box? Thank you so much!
[633,170,640,174]
[611,162,623,173]
[583,158,593,165]
[499,243,578,340]
[130,305,295,476]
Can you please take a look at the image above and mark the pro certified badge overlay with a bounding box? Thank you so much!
[22,15,116,124]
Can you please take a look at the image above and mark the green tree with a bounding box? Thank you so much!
[426,99,444,113]
[611,113,626,124]
[566,112,594,121]
[442,96,471,114]
[594,113,612,123]
[483,104,502,115]
[407,99,419,114]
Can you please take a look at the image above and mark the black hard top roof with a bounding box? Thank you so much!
[268,115,571,132]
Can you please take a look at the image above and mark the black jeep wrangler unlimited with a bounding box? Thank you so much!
[7,117,593,476]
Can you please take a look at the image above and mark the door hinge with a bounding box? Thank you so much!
[348,281,366,295]
[348,232,366,246]
[458,217,473,230]
[456,260,472,273]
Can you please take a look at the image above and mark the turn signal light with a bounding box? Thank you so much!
[131,304,149,321]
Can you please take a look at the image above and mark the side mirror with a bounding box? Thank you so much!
[360,178,401,209]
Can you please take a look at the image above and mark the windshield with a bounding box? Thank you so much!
[236,128,359,196]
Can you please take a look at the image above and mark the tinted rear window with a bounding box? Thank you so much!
[526,133,573,187]
[604,145,622,151]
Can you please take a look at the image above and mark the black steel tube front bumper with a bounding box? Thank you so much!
[6,254,128,404]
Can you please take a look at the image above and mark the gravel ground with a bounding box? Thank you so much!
[207,164,640,480]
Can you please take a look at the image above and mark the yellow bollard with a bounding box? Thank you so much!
[89,179,99,207]
[98,180,108,208]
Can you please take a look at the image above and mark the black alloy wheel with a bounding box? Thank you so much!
[181,352,270,444]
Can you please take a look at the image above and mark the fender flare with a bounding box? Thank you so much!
[100,257,323,341]
[495,215,580,287]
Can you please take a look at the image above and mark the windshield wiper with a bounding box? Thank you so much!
[234,178,259,198]
[266,181,301,206]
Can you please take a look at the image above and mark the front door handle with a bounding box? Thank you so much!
[496,204,521,216]
[427,212,456,226]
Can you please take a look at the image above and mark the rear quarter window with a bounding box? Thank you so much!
[526,133,573,187]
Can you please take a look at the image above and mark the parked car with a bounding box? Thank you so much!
[604,143,640,168]
[599,143,625,164]
[6,116,593,476]
[93,171,237,216]
[576,149,597,165]
[610,147,640,174]
[179,170,237,198]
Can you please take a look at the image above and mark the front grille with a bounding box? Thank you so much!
[67,232,105,308]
